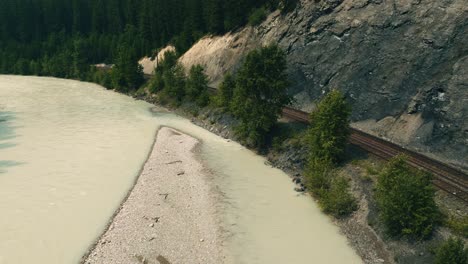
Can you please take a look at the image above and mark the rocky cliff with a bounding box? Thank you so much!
[180,0,468,168]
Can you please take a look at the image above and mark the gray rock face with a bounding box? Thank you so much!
[181,0,468,166]
[258,0,468,164]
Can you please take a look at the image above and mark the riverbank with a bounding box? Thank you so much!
[142,100,466,264]
[141,99,394,263]
[82,127,223,264]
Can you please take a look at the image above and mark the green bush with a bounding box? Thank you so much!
[321,177,358,218]
[248,7,267,26]
[435,237,468,264]
[375,155,440,239]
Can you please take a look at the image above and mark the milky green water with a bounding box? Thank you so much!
[0,76,361,264]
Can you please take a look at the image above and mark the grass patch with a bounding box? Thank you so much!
[351,159,382,182]
[445,215,468,238]
[268,121,308,152]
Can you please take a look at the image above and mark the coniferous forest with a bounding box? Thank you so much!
[0,0,291,82]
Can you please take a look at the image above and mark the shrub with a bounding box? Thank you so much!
[375,155,440,239]
[435,237,468,264]
[445,215,468,238]
[305,157,334,193]
[305,157,357,217]
[248,7,267,26]
[321,177,358,218]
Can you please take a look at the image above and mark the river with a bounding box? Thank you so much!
[0,76,361,264]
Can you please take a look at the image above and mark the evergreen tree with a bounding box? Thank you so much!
[307,90,351,164]
[0,0,285,81]
[204,0,224,33]
[158,50,178,72]
[231,44,291,147]
[106,0,122,34]
[72,38,88,79]
[224,0,248,31]
[112,43,143,92]
[163,63,186,103]
[217,73,235,108]
[148,50,178,94]
[186,65,210,107]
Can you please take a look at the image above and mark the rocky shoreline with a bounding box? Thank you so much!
[141,100,466,264]
[147,102,395,263]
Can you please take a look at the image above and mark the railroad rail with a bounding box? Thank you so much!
[282,107,468,203]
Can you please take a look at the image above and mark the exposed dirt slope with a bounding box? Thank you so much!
[139,45,176,75]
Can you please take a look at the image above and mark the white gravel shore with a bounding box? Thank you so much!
[82,127,223,264]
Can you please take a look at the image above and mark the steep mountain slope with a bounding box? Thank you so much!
[180,0,468,167]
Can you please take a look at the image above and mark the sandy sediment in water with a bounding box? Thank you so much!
[82,127,222,264]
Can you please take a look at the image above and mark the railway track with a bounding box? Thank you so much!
[282,107,468,203]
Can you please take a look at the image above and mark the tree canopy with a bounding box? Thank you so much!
[231,44,292,147]
[0,0,288,84]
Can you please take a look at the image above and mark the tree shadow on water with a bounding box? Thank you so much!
[0,160,24,174]
[0,111,17,142]
[0,111,22,173]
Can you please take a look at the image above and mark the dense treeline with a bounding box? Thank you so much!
[0,0,292,86]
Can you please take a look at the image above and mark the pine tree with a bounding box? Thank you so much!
[0,0,280,79]
[217,73,235,108]
[186,64,210,107]
[163,63,186,103]
[231,44,291,147]
[204,0,224,33]
[72,38,88,79]
[307,89,351,163]
[112,42,143,92]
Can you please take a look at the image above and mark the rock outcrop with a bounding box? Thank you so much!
[176,0,467,168]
